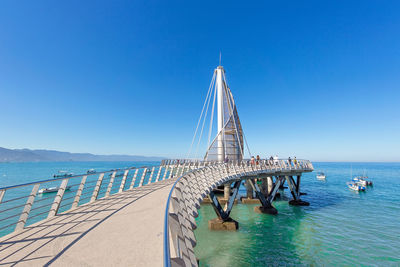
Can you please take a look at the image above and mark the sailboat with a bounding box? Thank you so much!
[348,165,366,191]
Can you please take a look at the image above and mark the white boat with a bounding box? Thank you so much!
[87,169,96,174]
[356,170,373,186]
[39,186,71,194]
[316,172,326,180]
[53,171,73,178]
[347,182,365,191]
[352,177,367,186]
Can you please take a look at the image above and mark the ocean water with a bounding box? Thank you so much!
[194,162,400,266]
[0,161,160,188]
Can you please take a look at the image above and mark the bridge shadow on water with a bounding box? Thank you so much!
[0,179,174,266]
[194,188,345,267]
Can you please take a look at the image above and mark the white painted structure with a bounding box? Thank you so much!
[203,65,245,162]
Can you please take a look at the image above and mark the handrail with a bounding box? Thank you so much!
[163,159,313,266]
[163,163,218,267]
[0,162,190,238]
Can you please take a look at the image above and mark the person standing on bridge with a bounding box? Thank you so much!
[273,155,278,165]
[294,157,298,166]
[256,155,260,165]
[250,156,255,166]
[288,157,292,167]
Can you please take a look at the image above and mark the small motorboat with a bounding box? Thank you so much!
[39,186,71,194]
[108,172,124,178]
[347,182,365,191]
[353,176,373,186]
[316,172,326,180]
[352,177,366,186]
[53,171,73,178]
[87,169,96,174]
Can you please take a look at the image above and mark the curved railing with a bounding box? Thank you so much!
[163,159,313,266]
[0,162,195,238]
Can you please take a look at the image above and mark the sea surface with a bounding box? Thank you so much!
[0,161,160,188]
[194,162,400,266]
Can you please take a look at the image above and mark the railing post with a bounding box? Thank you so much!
[72,175,87,209]
[0,189,6,204]
[148,167,156,184]
[162,166,169,180]
[139,168,148,187]
[156,166,162,182]
[15,184,40,231]
[119,170,130,193]
[48,179,69,218]
[105,171,117,197]
[129,169,139,189]
[168,166,175,179]
[91,173,105,202]
[156,166,163,181]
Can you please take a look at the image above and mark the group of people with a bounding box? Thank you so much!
[287,156,298,166]
[248,155,299,167]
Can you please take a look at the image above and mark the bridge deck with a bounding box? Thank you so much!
[0,178,176,267]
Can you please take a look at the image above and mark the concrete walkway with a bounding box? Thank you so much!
[0,178,176,266]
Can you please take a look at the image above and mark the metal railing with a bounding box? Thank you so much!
[0,162,198,238]
[163,159,313,267]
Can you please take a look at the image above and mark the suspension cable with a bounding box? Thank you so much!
[206,76,217,159]
[186,71,215,158]
[194,72,216,158]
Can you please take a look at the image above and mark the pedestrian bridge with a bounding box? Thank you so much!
[0,159,313,266]
[0,63,314,266]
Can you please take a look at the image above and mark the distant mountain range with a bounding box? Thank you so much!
[0,147,165,162]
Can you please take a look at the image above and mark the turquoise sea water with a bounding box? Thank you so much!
[194,162,400,266]
[0,161,160,188]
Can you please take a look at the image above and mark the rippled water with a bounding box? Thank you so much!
[194,162,400,266]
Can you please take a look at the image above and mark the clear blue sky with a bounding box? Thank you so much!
[0,0,399,161]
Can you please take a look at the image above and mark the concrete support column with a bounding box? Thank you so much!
[245,180,253,198]
[224,183,231,199]
[267,176,273,195]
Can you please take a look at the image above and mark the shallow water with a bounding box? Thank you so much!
[194,162,400,266]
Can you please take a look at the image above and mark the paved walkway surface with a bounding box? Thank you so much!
[0,178,176,266]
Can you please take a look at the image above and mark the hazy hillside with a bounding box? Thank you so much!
[0,147,164,162]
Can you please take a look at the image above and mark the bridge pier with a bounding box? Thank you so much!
[224,183,231,200]
[248,178,278,215]
[286,175,310,206]
[208,181,240,230]
[241,179,260,204]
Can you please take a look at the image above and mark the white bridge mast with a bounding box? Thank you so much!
[204,64,245,162]
[216,66,225,162]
